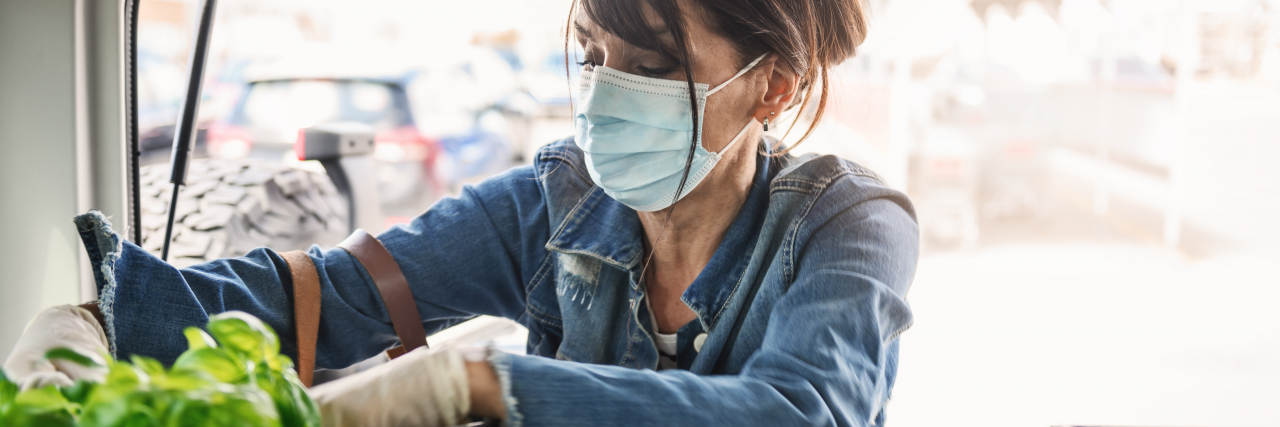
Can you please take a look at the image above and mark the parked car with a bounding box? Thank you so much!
[522,47,584,118]
[207,75,444,216]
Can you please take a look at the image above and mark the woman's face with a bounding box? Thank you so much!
[573,1,769,168]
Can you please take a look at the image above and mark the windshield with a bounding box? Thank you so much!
[236,79,410,131]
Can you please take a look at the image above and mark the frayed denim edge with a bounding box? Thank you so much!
[73,211,122,357]
[486,348,523,427]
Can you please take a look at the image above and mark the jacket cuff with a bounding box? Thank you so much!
[486,350,524,427]
[73,210,123,357]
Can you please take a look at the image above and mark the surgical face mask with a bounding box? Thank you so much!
[574,54,767,212]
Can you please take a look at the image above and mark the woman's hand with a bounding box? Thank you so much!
[309,344,504,427]
[2,304,110,390]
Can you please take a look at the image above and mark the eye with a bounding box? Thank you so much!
[636,65,676,78]
[576,60,598,69]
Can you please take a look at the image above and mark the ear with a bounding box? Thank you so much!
[753,57,801,124]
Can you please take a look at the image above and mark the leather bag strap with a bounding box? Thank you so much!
[338,229,428,359]
[279,250,321,388]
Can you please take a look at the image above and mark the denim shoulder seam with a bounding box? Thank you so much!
[770,182,815,194]
[538,150,593,185]
[782,167,861,284]
[772,155,887,191]
[782,190,820,285]
[784,161,892,284]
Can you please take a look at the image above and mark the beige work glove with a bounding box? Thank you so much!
[3,304,110,390]
[309,344,479,427]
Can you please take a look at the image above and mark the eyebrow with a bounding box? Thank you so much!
[574,23,594,41]
[574,22,672,42]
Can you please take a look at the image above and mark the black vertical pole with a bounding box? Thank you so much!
[161,0,218,261]
[126,0,142,245]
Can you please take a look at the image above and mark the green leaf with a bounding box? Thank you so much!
[130,355,166,378]
[265,371,320,427]
[15,386,73,411]
[0,406,78,427]
[163,397,212,427]
[59,380,96,405]
[183,327,218,351]
[44,347,103,368]
[8,385,79,426]
[1,368,18,409]
[207,385,280,427]
[173,348,246,384]
[78,394,132,427]
[155,369,222,393]
[271,354,295,372]
[207,312,280,364]
[85,360,146,405]
[117,406,160,427]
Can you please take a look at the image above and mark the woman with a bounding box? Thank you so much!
[4,0,917,425]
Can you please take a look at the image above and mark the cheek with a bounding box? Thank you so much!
[700,87,758,151]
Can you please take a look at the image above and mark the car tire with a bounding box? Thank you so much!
[138,158,350,268]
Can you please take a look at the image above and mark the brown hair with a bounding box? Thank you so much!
[566,0,868,199]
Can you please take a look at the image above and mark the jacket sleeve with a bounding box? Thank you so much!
[76,165,550,369]
[485,196,918,427]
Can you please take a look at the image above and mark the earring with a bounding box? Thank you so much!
[763,118,770,131]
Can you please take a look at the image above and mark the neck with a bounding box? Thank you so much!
[636,136,758,289]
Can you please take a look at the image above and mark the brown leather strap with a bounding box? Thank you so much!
[338,229,427,359]
[280,250,322,388]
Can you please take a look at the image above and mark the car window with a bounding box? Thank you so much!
[238,80,407,133]
[242,80,340,132]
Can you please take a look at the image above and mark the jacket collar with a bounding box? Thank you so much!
[545,146,777,330]
[545,186,646,270]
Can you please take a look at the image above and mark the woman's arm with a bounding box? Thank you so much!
[480,196,918,426]
[467,359,507,419]
[76,165,551,369]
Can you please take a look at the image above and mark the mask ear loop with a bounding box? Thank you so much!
[706,54,768,158]
[715,118,756,157]
[706,54,768,96]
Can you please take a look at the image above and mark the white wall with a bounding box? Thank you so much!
[0,0,123,356]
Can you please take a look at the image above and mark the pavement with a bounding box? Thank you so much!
[887,182,1280,426]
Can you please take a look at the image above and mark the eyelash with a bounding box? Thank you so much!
[577,58,675,78]
[636,65,676,77]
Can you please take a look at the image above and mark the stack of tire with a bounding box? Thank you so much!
[138,158,350,268]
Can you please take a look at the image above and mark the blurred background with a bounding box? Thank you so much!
[132,0,1280,425]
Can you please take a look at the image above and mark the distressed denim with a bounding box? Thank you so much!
[75,136,918,426]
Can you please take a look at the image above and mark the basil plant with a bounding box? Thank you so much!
[0,311,320,426]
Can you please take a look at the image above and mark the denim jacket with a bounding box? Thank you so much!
[75,136,918,426]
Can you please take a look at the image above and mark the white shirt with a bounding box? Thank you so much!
[654,331,679,370]
[646,296,680,370]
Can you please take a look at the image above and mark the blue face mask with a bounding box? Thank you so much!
[574,54,768,212]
